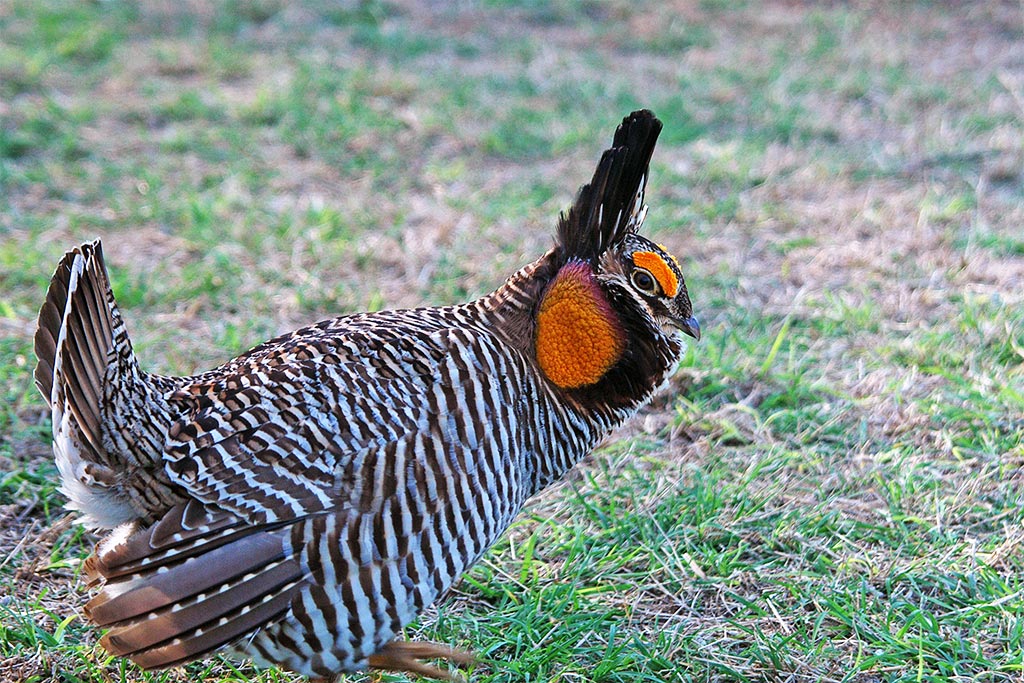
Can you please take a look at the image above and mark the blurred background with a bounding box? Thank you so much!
[1,1,1022,681]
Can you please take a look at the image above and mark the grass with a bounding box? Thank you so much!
[1,0,1023,681]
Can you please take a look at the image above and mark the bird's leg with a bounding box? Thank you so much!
[368,640,477,682]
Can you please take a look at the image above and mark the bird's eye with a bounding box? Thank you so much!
[631,269,657,293]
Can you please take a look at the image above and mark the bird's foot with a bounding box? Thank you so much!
[368,640,476,681]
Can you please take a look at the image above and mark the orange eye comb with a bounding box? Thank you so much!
[631,251,678,297]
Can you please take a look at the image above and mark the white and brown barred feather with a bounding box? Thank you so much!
[33,110,693,680]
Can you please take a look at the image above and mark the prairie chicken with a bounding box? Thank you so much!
[34,110,699,680]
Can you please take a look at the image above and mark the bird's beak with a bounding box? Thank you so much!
[671,315,701,341]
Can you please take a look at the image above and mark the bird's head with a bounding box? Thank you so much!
[533,110,699,394]
[597,233,700,342]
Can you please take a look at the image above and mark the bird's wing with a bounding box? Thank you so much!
[159,319,494,525]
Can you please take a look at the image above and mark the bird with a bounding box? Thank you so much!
[33,109,699,681]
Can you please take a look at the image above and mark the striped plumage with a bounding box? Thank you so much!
[34,110,699,680]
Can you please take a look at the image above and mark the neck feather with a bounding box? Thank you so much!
[476,249,559,351]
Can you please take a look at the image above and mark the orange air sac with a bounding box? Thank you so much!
[535,261,626,389]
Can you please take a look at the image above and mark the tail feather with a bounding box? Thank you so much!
[34,241,143,529]
[35,241,118,410]
[33,285,65,402]
[71,258,116,408]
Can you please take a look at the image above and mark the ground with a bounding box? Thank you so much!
[1,1,1023,682]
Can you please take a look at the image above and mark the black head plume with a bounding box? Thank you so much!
[556,110,663,262]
